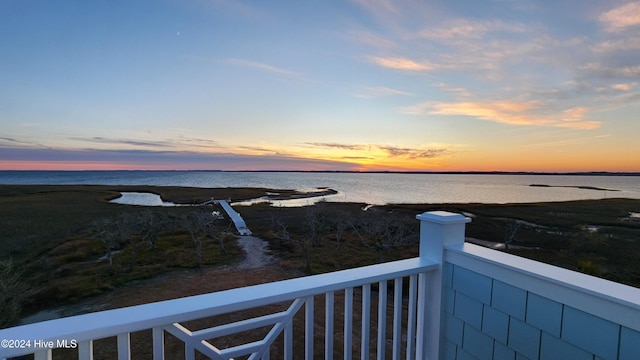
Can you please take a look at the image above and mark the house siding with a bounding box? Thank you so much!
[442,263,638,359]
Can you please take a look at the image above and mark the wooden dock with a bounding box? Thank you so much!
[200,199,252,235]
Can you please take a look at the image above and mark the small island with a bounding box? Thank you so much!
[529,184,620,192]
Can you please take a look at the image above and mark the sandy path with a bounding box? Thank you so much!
[234,236,276,269]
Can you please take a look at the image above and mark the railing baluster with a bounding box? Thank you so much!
[152,326,164,360]
[185,342,195,360]
[34,349,51,360]
[285,317,293,360]
[377,280,387,360]
[325,291,334,360]
[117,333,131,360]
[344,287,353,360]
[361,283,371,359]
[392,277,402,360]
[406,274,417,360]
[305,296,314,359]
[415,272,428,359]
[78,340,93,360]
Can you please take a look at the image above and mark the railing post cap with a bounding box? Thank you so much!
[416,211,471,224]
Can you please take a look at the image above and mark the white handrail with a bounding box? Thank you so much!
[0,257,438,359]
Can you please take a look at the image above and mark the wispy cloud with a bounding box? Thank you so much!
[0,136,46,149]
[176,137,221,148]
[591,36,640,53]
[73,137,174,148]
[0,147,359,171]
[610,83,635,91]
[356,4,634,134]
[599,2,640,33]
[580,63,640,79]
[0,136,35,146]
[354,85,412,98]
[434,83,472,97]
[223,58,309,81]
[70,136,223,150]
[350,0,399,17]
[368,56,438,71]
[349,29,396,48]
[418,19,527,40]
[306,142,370,151]
[404,101,602,129]
[378,145,449,159]
[306,142,451,159]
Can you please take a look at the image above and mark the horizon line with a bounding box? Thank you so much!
[2,169,639,176]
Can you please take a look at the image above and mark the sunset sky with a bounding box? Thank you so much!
[1,1,639,172]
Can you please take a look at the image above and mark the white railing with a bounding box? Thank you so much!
[0,257,445,359]
[0,211,470,360]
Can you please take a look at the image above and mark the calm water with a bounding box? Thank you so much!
[1,171,639,205]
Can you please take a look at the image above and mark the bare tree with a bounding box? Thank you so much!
[333,213,349,244]
[305,202,328,247]
[138,210,166,250]
[346,213,373,249]
[271,213,311,273]
[208,210,228,255]
[348,209,418,262]
[182,210,224,269]
[504,221,521,250]
[89,218,119,275]
[86,214,137,274]
[184,211,208,269]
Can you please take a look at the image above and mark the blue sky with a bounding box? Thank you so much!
[1,0,639,171]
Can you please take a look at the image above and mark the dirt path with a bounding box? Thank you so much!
[233,236,277,269]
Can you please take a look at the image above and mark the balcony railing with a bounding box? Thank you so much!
[1,211,639,360]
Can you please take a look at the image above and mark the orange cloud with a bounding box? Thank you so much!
[405,101,602,129]
[368,56,437,71]
[301,142,455,171]
[611,83,633,91]
[600,2,640,32]
[560,107,588,122]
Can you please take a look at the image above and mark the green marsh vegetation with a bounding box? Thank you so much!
[1,185,639,328]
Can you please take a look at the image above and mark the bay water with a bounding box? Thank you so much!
[1,171,639,205]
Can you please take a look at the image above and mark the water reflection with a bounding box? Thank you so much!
[110,192,177,206]
[110,191,341,207]
[232,192,343,207]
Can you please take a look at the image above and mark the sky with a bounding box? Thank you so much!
[1,0,639,172]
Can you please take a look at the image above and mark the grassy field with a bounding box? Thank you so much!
[1,185,639,328]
